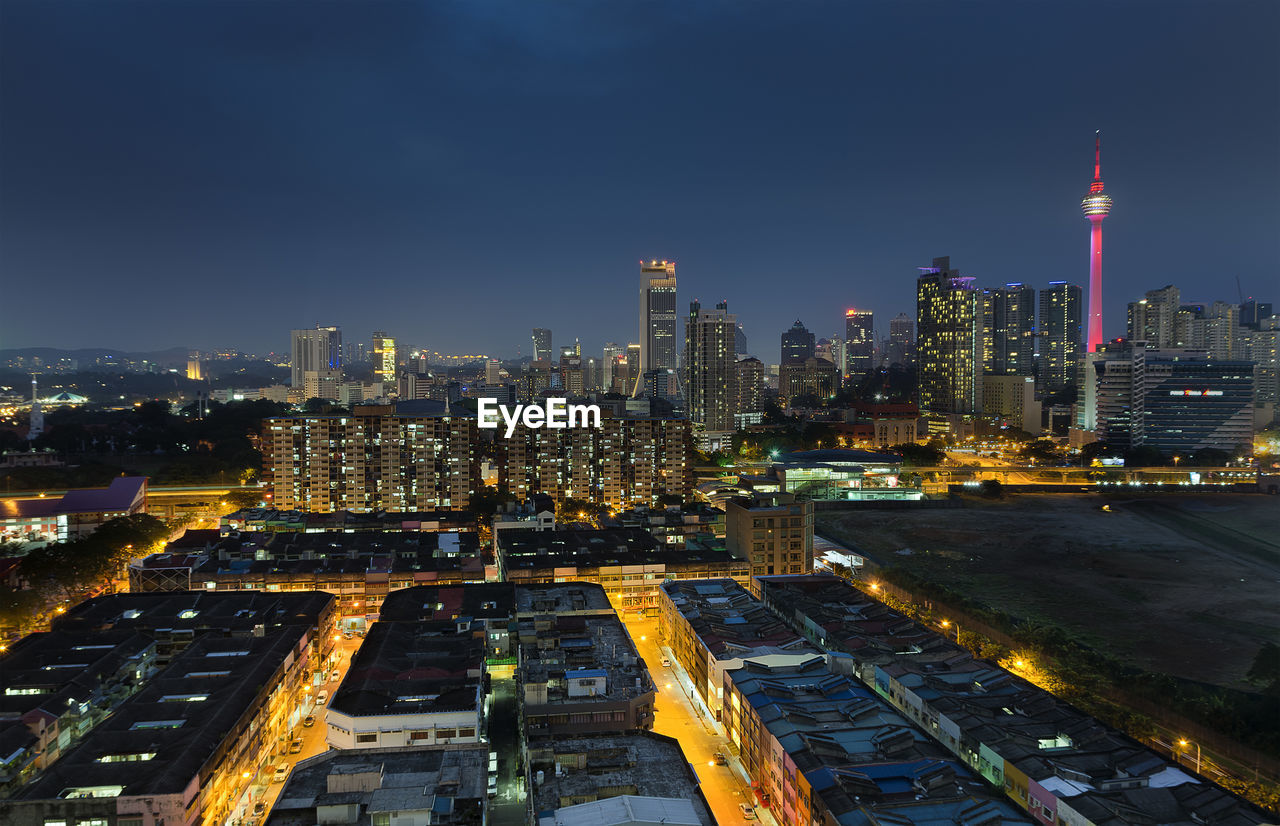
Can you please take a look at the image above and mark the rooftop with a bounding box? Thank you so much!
[0,477,147,521]
[20,628,306,799]
[531,733,714,825]
[520,614,652,705]
[53,590,334,635]
[267,746,487,826]
[329,620,484,717]
[660,579,817,659]
[516,583,614,615]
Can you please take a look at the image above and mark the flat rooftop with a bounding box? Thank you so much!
[0,629,153,719]
[379,582,516,623]
[268,747,488,826]
[330,621,484,717]
[20,628,306,799]
[516,583,613,615]
[661,579,817,659]
[531,733,713,825]
[520,614,652,704]
[499,528,747,573]
[53,590,334,634]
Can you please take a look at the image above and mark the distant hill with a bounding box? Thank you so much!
[0,346,192,367]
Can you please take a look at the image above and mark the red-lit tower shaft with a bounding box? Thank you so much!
[1081,134,1112,352]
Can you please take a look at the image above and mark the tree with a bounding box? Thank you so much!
[223,488,264,510]
[469,484,516,518]
[1246,642,1280,692]
[891,442,945,467]
[979,479,1003,499]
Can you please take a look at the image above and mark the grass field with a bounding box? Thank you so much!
[816,492,1280,689]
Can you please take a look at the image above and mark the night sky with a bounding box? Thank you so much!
[2,1,1277,362]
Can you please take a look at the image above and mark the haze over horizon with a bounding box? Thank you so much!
[2,1,1277,361]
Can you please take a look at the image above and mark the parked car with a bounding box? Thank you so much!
[487,774,498,797]
[252,802,266,816]
[272,763,290,783]
[739,803,756,820]
[302,714,315,728]
[316,690,328,705]
[713,752,727,765]
[660,657,672,667]
[288,738,303,754]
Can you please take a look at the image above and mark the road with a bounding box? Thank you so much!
[619,611,778,826]
[230,632,364,825]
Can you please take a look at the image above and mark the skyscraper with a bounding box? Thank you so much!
[372,332,396,384]
[780,320,816,364]
[982,284,1035,376]
[291,325,341,388]
[685,300,738,433]
[602,342,624,392]
[531,328,552,363]
[886,314,914,367]
[636,260,678,396]
[844,310,874,377]
[1038,282,1082,394]
[1127,285,1180,347]
[1082,132,1113,352]
[916,257,982,415]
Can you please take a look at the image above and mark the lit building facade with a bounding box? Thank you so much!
[780,319,816,364]
[843,309,874,377]
[685,300,738,433]
[290,325,341,388]
[532,328,553,363]
[982,284,1035,376]
[916,257,982,415]
[263,401,478,511]
[1038,281,1082,394]
[636,261,678,396]
[372,331,396,383]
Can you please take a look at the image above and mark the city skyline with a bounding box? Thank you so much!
[1,1,1276,357]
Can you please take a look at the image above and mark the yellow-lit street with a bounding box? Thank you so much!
[236,631,365,825]
[620,611,778,826]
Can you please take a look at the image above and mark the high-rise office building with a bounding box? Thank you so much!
[531,328,552,363]
[917,257,982,415]
[1239,299,1274,330]
[1038,282,1083,394]
[602,342,624,392]
[781,320,816,364]
[291,325,342,388]
[1089,343,1254,455]
[625,343,642,395]
[844,310,874,377]
[886,314,914,367]
[1082,132,1113,352]
[982,284,1035,376]
[636,260,678,396]
[779,358,839,406]
[1241,317,1278,412]
[1127,285,1180,347]
[372,332,396,384]
[734,324,748,359]
[685,300,739,433]
[736,357,764,416]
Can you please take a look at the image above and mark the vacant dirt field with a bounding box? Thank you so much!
[816,492,1280,688]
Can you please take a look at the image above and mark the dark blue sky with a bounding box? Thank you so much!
[2,0,1277,362]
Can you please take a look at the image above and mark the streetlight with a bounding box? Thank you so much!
[1178,739,1202,775]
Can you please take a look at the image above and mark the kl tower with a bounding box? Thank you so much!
[1081,131,1112,352]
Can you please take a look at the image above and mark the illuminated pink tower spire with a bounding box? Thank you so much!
[1081,131,1112,352]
